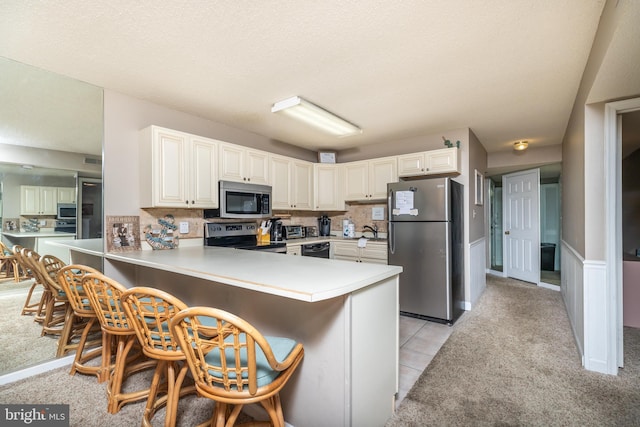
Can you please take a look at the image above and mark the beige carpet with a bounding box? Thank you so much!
[386,275,640,426]
[0,281,59,375]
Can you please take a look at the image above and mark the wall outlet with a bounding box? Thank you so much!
[179,222,189,234]
[372,207,384,220]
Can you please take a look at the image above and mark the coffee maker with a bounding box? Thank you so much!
[270,218,283,241]
[318,215,331,236]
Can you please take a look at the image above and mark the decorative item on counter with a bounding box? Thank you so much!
[106,215,141,252]
[23,218,40,232]
[442,136,460,148]
[144,214,179,250]
[343,219,350,238]
[4,220,18,231]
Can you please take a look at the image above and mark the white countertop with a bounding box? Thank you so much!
[103,245,402,303]
[47,238,104,256]
[2,231,76,238]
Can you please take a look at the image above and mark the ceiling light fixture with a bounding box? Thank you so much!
[513,140,529,151]
[271,96,362,137]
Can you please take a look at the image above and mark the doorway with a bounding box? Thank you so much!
[488,164,562,287]
[77,177,102,239]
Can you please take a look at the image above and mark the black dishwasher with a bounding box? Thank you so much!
[301,242,330,258]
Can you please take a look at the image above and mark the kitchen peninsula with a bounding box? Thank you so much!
[2,230,76,264]
[57,242,402,426]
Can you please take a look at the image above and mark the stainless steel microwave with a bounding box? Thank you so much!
[57,203,77,220]
[204,181,272,219]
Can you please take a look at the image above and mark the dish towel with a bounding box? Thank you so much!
[357,237,368,248]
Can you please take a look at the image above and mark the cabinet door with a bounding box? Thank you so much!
[331,241,360,262]
[314,164,344,210]
[190,137,218,208]
[57,187,76,204]
[270,155,291,209]
[287,245,302,256]
[344,161,369,201]
[398,153,427,177]
[360,243,388,264]
[245,149,270,185]
[369,157,397,199]
[219,143,245,182]
[425,148,460,174]
[291,160,313,210]
[40,187,58,215]
[155,128,189,207]
[20,186,40,215]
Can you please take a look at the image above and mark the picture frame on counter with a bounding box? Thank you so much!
[106,215,141,252]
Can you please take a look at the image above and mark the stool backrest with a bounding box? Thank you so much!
[57,264,101,316]
[82,272,131,335]
[121,286,188,361]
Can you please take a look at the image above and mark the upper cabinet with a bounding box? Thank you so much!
[20,185,57,215]
[139,126,218,208]
[314,164,344,211]
[270,155,313,210]
[219,143,269,185]
[398,147,460,177]
[344,156,397,201]
[57,187,76,204]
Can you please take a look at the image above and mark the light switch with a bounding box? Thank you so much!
[372,207,384,220]
[179,222,189,234]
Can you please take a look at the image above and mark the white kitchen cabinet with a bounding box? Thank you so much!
[219,143,269,185]
[20,185,57,215]
[331,240,387,264]
[270,155,313,210]
[57,187,76,204]
[398,147,460,177]
[139,126,218,208]
[286,244,302,256]
[344,156,397,201]
[313,163,344,211]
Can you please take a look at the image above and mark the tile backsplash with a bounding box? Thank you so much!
[141,202,387,243]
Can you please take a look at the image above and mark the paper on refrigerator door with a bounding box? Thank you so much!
[393,191,416,215]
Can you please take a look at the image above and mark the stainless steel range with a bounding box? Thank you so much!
[204,222,287,253]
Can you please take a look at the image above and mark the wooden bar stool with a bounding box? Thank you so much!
[0,241,19,282]
[121,287,199,427]
[171,306,304,427]
[56,264,106,379]
[82,272,156,414]
[29,253,69,339]
[12,246,46,318]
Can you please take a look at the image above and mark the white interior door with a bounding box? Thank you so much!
[503,169,540,284]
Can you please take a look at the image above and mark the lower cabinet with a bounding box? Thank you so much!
[286,244,302,256]
[331,241,387,264]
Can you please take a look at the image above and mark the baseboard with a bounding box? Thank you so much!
[0,355,74,386]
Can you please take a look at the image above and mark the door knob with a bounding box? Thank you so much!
[505,231,510,235]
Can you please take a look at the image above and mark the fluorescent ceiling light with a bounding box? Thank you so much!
[271,96,361,137]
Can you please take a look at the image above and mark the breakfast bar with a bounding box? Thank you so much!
[57,242,402,426]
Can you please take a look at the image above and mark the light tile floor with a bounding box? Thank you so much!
[397,315,454,407]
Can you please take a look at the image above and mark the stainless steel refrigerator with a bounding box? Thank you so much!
[388,177,464,323]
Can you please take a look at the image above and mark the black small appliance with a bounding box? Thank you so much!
[270,218,283,242]
[318,215,331,236]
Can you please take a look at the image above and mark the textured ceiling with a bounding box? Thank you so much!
[0,1,627,156]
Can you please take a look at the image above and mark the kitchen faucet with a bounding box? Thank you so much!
[362,224,378,239]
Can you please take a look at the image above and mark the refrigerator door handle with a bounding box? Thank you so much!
[388,189,395,255]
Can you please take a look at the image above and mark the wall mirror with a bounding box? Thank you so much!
[0,56,103,376]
